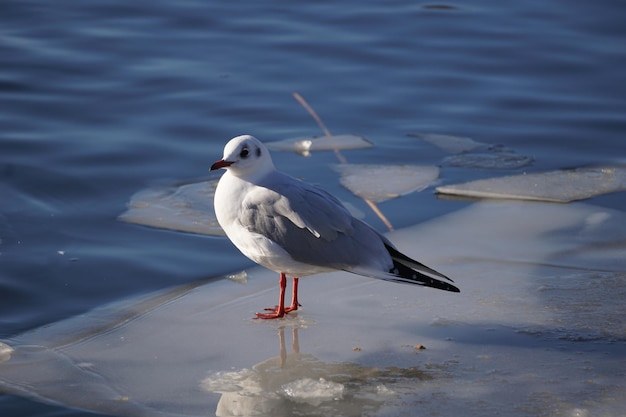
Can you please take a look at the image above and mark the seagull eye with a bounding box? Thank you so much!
[240,148,249,158]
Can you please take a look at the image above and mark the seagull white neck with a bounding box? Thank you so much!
[226,162,275,184]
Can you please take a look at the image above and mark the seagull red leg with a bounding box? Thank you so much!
[256,272,287,319]
[285,277,301,313]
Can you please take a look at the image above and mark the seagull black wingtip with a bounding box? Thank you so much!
[385,244,456,284]
[388,257,460,293]
[446,283,461,293]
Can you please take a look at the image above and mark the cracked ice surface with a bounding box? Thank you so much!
[334,164,440,203]
[437,165,626,202]
[1,201,625,417]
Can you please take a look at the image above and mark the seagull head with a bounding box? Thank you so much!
[210,135,275,179]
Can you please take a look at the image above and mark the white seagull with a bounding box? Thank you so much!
[210,135,459,319]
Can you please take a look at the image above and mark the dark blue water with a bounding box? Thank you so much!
[1,1,625,415]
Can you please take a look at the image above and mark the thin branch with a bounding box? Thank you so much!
[292,92,333,138]
[292,92,394,231]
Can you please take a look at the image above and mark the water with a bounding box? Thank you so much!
[1,1,625,416]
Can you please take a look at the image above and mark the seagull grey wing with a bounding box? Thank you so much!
[290,186,354,239]
[250,172,355,241]
[238,176,390,270]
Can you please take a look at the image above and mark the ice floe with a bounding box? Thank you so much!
[0,342,12,365]
[266,134,373,156]
[436,165,626,202]
[442,153,534,169]
[281,378,345,405]
[334,164,439,203]
[118,179,225,236]
[409,132,488,154]
[410,133,535,169]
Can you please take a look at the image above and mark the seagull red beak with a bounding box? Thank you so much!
[210,159,233,171]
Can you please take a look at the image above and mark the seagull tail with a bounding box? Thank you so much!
[384,244,460,293]
[384,259,460,292]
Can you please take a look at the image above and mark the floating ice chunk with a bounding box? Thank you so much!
[202,369,259,393]
[118,179,225,236]
[226,270,248,284]
[410,133,534,169]
[570,408,590,417]
[436,165,626,202]
[409,133,487,153]
[281,378,345,405]
[354,384,397,402]
[334,164,440,203]
[442,153,534,169]
[266,134,373,156]
[376,384,395,396]
[0,342,12,364]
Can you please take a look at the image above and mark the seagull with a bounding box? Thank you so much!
[210,135,459,319]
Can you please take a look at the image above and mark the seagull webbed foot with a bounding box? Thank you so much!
[255,309,285,319]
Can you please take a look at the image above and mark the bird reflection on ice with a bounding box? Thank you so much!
[202,325,433,417]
